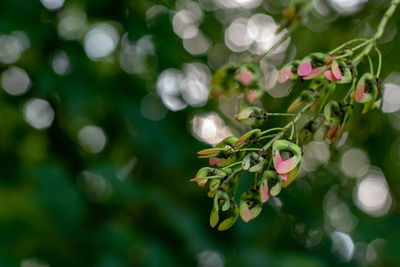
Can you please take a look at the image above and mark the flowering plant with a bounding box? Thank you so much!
[190,0,400,230]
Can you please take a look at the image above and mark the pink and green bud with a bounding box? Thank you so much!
[235,107,267,127]
[239,191,262,223]
[272,140,302,182]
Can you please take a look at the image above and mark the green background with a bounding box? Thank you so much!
[0,0,399,266]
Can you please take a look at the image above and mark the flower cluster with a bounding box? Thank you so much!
[190,0,397,230]
[191,127,304,230]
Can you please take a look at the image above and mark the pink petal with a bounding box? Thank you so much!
[303,67,324,80]
[279,173,288,181]
[261,183,269,203]
[245,90,258,103]
[327,124,340,139]
[355,83,366,102]
[278,68,292,83]
[198,179,207,187]
[238,69,253,86]
[332,62,343,80]
[274,152,297,174]
[242,206,251,222]
[209,157,222,166]
[324,70,337,82]
[324,56,338,63]
[297,61,312,77]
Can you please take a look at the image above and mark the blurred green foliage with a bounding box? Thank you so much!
[0,0,400,266]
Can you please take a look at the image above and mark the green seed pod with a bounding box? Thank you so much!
[272,140,302,183]
[351,73,379,114]
[233,129,262,149]
[242,152,265,173]
[217,204,240,231]
[239,191,262,223]
[324,100,342,126]
[235,107,267,127]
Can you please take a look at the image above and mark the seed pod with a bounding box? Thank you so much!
[272,140,302,183]
[287,90,314,112]
[235,107,267,127]
[324,60,352,84]
[242,152,265,173]
[298,53,329,80]
[190,167,227,187]
[351,73,379,114]
[258,176,270,203]
[233,129,262,149]
[239,191,262,223]
[278,60,301,83]
[217,204,240,231]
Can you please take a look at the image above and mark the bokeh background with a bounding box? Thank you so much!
[1,0,400,266]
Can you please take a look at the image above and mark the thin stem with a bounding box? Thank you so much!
[261,127,283,136]
[354,0,400,65]
[268,113,296,117]
[259,0,314,61]
[221,167,242,188]
[351,39,375,52]
[375,46,382,77]
[223,161,243,169]
[253,172,258,187]
[330,38,368,54]
[258,134,278,141]
[235,148,262,152]
[263,102,313,151]
[367,54,374,75]
[259,25,296,61]
[289,124,295,140]
[344,76,357,103]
